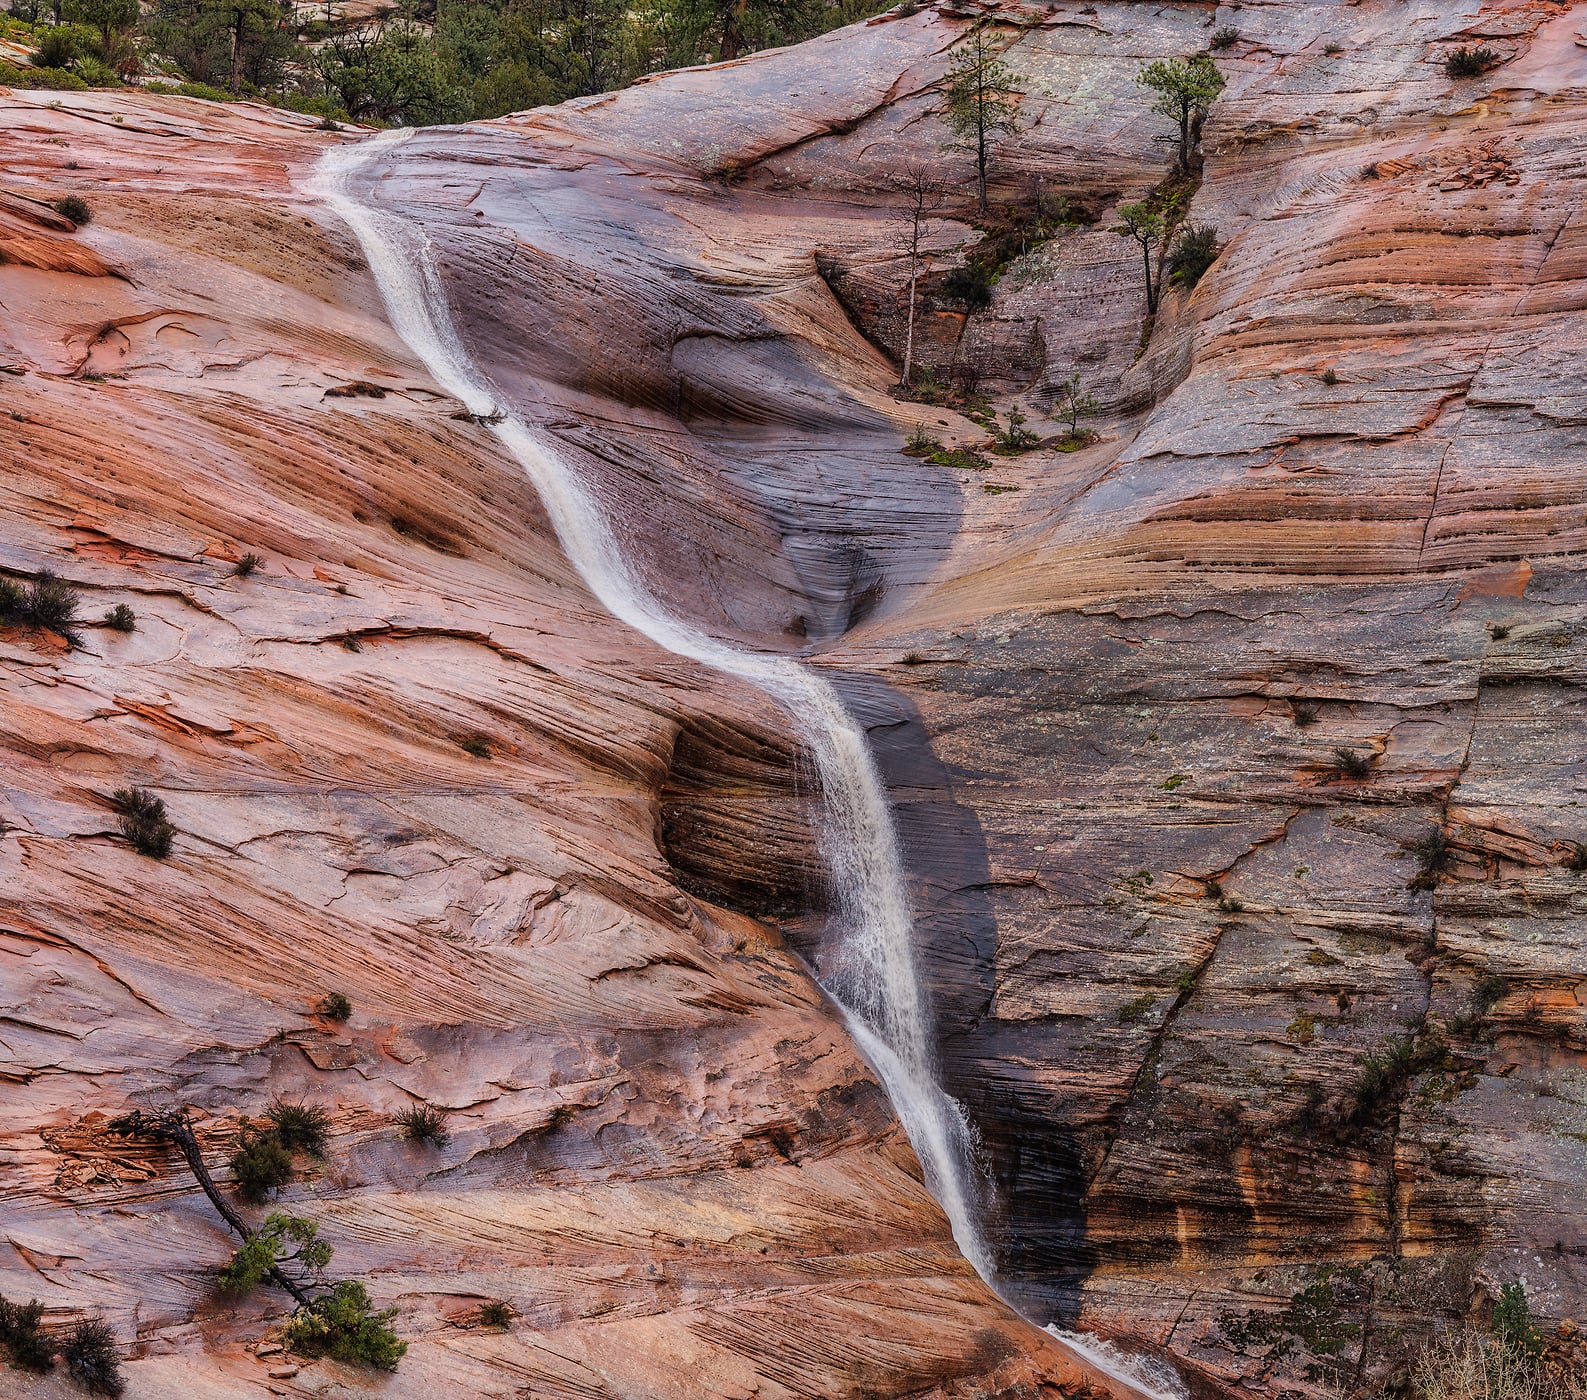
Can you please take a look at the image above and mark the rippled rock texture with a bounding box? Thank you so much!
[4,0,1587,1393]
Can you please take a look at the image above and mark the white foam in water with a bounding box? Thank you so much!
[310,130,993,1277]
[1046,1328,1189,1400]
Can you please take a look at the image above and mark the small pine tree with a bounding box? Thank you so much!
[942,27,1024,212]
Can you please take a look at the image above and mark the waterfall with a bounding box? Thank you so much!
[311,131,994,1277]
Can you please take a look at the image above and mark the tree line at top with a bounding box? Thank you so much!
[2,0,889,123]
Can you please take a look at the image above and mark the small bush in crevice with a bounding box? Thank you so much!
[265,1098,332,1157]
[1346,1031,1449,1129]
[1292,700,1320,727]
[111,786,174,858]
[942,262,994,310]
[0,1293,56,1373]
[55,194,92,226]
[283,1281,406,1370]
[477,1300,512,1329]
[1446,45,1500,78]
[1489,623,1511,640]
[233,552,262,578]
[392,1103,449,1146]
[60,1316,123,1397]
[318,991,352,1021]
[1409,827,1453,890]
[1475,975,1511,1014]
[1330,748,1374,779]
[1168,224,1219,289]
[1210,25,1240,50]
[1321,367,1339,386]
[459,734,491,759]
[231,1125,295,1203]
[102,604,136,632]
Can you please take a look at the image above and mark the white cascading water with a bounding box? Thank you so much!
[311,130,993,1277]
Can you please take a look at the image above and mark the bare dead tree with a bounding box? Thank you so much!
[894,164,946,391]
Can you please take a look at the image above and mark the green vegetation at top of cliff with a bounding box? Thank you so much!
[1,0,891,125]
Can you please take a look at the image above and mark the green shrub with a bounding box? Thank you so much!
[144,79,235,102]
[35,24,87,68]
[1446,45,1499,78]
[102,604,135,631]
[0,1293,56,1373]
[1168,224,1219,289]
[477,1300,512,1329]
[231,1126,294,1202]
[72,56,117,86]
[1292,700,1320,727]
[1492,1281,1546,1361]
[943,263,993,309]
[0,61,88,90]
[904,423,940,456]
[392,1103,448,1146]
[284,1281,406,1370]
[111,786,174,858]
[265,1098,332,1156]
[317,991,352,1021]
[60,1316,123,1397]
[55,193,91,225]
[1347,1032,1448,1128]
[1210,25,1239,49]
[2,569,84,644]
[1475,975,1510,1013]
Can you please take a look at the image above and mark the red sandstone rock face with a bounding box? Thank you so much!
[3,0,1587,1394]
[0,88,1110,1400]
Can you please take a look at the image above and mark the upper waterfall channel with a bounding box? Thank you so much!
[312,130,1187,1400]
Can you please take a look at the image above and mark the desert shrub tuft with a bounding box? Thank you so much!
[459,734,491,759]
[231,1125,294,1202]
[1321,368,1339,386]
[55,194,91,225]
[1292,700,1320,727]
[1409,827,1452,890]
[284,1281,406,1369]
[111,786,174,858]
[1331,748,1374,779]
[1446,45,1500,78]
[392,1103,449,1146]
[318,991,352,1021]
[102,604,136,632]
[2,569,84,643]
[1489,623,1511,640]
[0,1293,56,1373]
[265,1098,332,1157]
[1210,25,1239,50]
[233,552,262,578]
[1168,224,1219,289]
[60,1316,123,1397]
[477,1300,512,1329]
